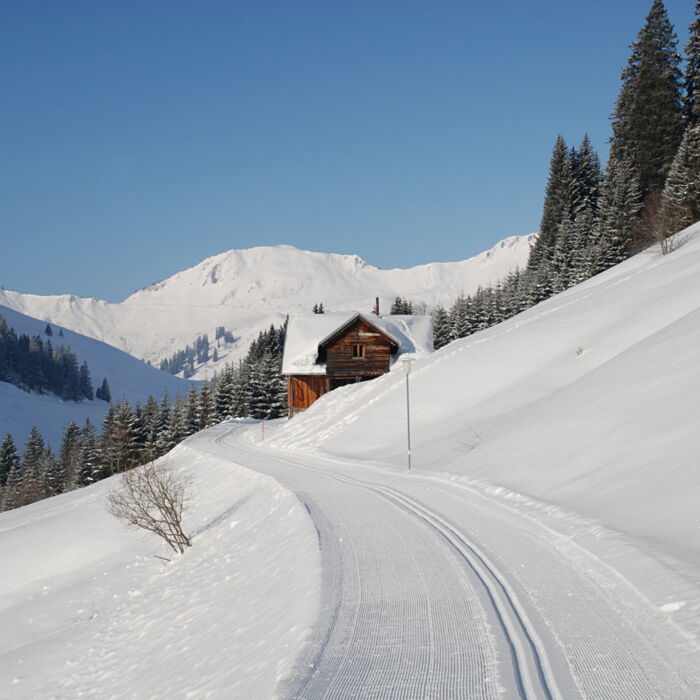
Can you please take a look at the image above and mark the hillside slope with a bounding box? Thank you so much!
[0,236,533,378]
[0,439,320,698]
[263,222,700,641]
[0,305,191,448]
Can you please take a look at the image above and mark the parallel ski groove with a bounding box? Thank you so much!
[225,434,553,699]
[322,470,560,700]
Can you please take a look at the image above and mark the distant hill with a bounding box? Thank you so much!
[0,305,192,448]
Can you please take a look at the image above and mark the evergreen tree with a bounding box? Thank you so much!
[56,347,82,401]
[232,360,251,417]
[100,401,136,475]
[431,305,452,350]
[18,426,54,505]
[77,418,101,486]
[79,361,94,400]
[610,0,685,194]
[0,468,21,511]
[59,421,82,491]
[595,152,643,268]
[154,394,174,455]
[529,135,570,270]
[573,134,602,214]
[166,396,186,446]
[140,395,161,460]
[96,377,111,402]
[660,123,700,234]
[44,323,53,336]
[449,294,472,339]
[21,426,47,479]
[390,296,414,314]
[248,354,286,419]
[130,401,148,464]
[685,1,700,124]
[0,434,19,488]
[197,382,217,429]
[215,366,236,421]
[44,447,64,497]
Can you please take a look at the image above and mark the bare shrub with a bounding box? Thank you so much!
[106,461,192,555]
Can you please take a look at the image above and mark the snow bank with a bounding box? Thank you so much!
[262,222,700,640]
[0,427,321,699]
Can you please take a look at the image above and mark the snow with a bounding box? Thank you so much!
[262,222,700,644]
[4,225,700,695]
[0,305,191,448]
[0,236,532,379]
[0,429,321,699]
[281,312,434,375]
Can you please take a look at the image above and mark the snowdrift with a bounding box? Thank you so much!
[264,222,700,639]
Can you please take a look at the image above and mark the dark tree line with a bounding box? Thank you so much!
[0,322,288,512]
[160,326,237,376]
[0,316,97,401]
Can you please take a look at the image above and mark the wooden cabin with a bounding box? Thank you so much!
[282,312,433,417]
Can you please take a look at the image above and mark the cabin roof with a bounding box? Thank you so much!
[282,312,434,376]
[318,313,400,352]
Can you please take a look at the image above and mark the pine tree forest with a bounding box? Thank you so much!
[0,316,95,401]
[432,0,699,350]
[0,323,288,513]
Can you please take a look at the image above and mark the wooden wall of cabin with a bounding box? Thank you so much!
[288,375,330,416]
[325,318,393,378]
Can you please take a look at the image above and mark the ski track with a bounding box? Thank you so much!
[203,425,698,699]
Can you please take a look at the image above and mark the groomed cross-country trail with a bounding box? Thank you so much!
[194,423,700,699]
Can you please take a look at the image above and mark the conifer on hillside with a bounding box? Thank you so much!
[660,123,700,235]
[529,136,570,270]
[685,1,700,124]
[610,0,685,195]
[0,434,19,488]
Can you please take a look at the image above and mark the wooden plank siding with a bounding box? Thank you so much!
[288,375,330,416]
[324,318,393,380]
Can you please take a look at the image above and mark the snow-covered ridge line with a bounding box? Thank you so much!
[0,234,534,378]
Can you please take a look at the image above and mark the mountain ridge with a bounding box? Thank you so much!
[0,234,535,378]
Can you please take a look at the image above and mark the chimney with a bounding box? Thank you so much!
[373,297,380,316]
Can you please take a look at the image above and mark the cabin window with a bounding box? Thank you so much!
[352,343,366,358]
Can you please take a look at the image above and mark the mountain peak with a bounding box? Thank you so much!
[0,234,533,377]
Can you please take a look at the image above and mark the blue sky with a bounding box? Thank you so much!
[1,0,694,301]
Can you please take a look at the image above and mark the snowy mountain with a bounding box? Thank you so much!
[2,225,699,696]
[0,235,534,379]
[0,305,192,448]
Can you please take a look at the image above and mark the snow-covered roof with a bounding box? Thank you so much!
[282,312,434,375]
